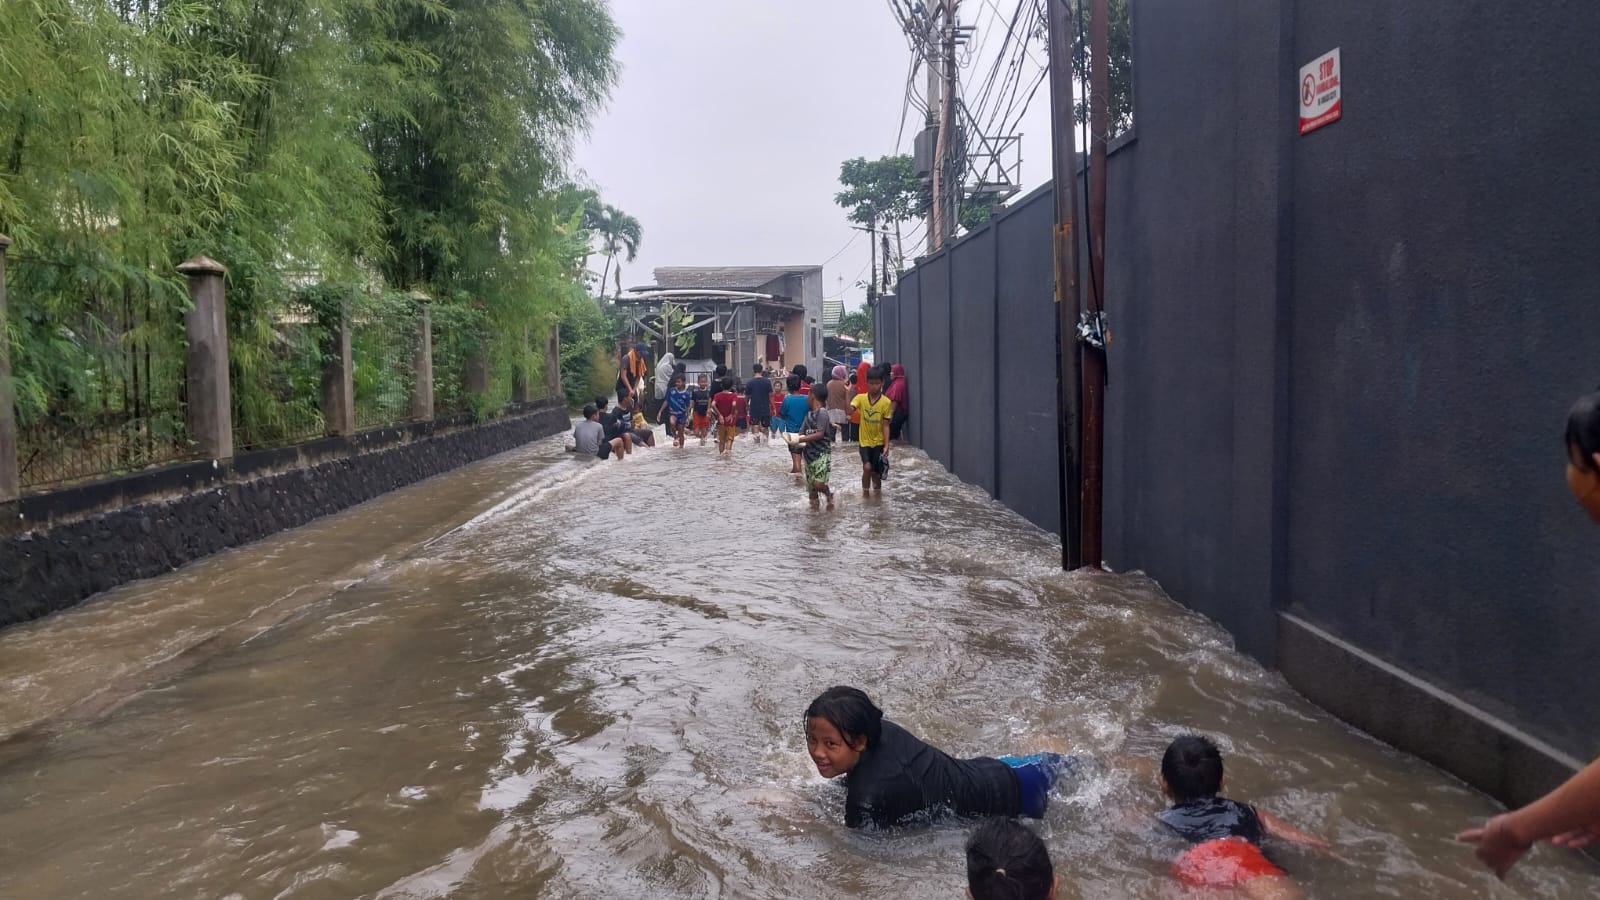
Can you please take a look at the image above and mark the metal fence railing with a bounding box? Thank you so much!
[2,250,556,497]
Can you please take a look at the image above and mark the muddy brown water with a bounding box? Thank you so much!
[0,429,1594,899]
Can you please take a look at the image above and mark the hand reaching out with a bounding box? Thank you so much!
[1456,815,1532,880]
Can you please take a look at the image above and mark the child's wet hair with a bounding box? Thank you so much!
[1565,389,1600,471]
[804,686,882,748]
[787,374,803,393]
[811,383,829,404]
[1161,735,1224,803]
[581,403,597,419]
[867,366,886,384]
[966,819,1054,900]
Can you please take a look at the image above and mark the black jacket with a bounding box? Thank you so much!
[843,719,1021,828]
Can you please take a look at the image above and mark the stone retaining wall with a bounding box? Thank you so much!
[0,402,569,629]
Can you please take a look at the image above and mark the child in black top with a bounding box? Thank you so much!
[1156,735,1329,897]
[797,384,835,510]
[803,686,1081,830]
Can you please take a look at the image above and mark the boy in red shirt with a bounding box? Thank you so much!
[710,378,740,455]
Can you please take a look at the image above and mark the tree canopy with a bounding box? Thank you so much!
[0,0,623,443]
[834,155,928,229]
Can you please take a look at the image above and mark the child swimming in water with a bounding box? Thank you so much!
[965,818,1057,900]
[1156,735,1329,899]
[803,686,1082,829]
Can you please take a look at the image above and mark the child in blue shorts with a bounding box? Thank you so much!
[803,686,1082,829]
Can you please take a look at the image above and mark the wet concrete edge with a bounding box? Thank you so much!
[0,403,571,632]
[1276,611,1583,811]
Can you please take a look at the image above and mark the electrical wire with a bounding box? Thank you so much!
[820,230,861,267]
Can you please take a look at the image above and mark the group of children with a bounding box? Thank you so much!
[804,686,1330,899]
[648,361,904,510]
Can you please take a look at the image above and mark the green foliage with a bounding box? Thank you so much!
[558,290,619,406]
[959,203,994,232]
[657,303,698,356]
[1061,0,1134,137]
[834,155,929,229]
[0,0,622,481]
[835,310,874,344]
[592,204,643,300]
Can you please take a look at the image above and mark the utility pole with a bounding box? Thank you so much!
[1080,0,1110,570]
[1045,0,1083,571]
[925,16,942,256]
[881,232,894,295]
[867,218,879,305]
[930,0,961,251]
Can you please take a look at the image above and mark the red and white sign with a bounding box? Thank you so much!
[1299,48,1342,135]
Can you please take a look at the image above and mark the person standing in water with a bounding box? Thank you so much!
[851,366,894,494]
[826,365,850,441]
[1458,388,1600,878]
[745,364,773,444]
[803,686,1081,829]
[887,363,911,442]
[797,384,835,510]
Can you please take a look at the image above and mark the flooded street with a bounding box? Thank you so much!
[0,428,1594,899]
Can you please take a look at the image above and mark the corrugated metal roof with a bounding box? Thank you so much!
[822,297,845,333]
[635,266,822,292]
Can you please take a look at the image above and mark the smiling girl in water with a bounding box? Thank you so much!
[803,686,1081,829]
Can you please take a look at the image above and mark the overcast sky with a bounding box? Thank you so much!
[573,0,1056,313]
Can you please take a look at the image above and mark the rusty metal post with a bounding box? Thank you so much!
[320,305,355,436]
[177,256,233,460]
[409,292,434,421]
[1079,0,1110,569]
[1046,0,1084,569]
[0,235,17,502]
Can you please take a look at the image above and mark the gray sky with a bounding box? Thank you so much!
[574,0,1056,313]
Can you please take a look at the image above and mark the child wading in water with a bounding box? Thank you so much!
[965,818,1058,900]
[657,373,691,447]
[797,384,835,509]
[1156,735,1329,899]
[711,377,739,455]
[691,373,713,444]
[852,365,894,494]
[803,686,1081,829]
[777,374,810,475]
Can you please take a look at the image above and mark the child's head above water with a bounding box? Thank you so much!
[1565,390,1600,521]
[803,686,882,778]
[1161,735,1224,804]
[965,818,1057,900]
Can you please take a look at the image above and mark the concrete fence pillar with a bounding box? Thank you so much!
[545,325,561,401]
[177,256,233,460]
[511,324,531,404]
[466,339,490,398]
[0,235,18,503]
[410,295,433,421]
[320,306,355,437]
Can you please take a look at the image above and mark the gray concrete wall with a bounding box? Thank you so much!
[0,402,569,629]
[876,0,1600,810]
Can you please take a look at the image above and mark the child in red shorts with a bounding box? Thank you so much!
[1157,735,1330,899]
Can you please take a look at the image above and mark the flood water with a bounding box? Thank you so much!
[0,427,1594,899]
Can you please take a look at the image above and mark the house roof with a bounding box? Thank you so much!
[633,266,822,293]
[822,297,845,332]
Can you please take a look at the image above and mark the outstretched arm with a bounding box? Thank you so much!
[1458,757,1600,878]
[1258,809,1332,852]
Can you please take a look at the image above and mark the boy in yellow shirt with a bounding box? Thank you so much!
[850,366,894,494]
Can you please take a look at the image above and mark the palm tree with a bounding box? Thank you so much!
[595,204,642,299]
